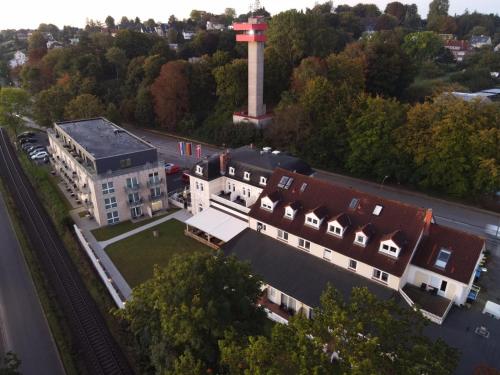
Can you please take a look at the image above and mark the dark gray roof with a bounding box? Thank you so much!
[223,229,396,307]
[190,146,313,184]
[470,35,491,44]
[56,118,154,159]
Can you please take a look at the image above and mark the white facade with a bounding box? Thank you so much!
[189,174,263,216]
[9,51,27,68]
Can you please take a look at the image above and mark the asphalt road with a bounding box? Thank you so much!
[0,194,65,375]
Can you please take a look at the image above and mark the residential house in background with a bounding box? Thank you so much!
[206,20,225,31]
[470,35,492,49]
[9,50,27,68]
[444,39,471,62]
[48,118,168,227]
[182,31,195,40]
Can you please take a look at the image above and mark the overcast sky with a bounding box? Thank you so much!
[1,0,498,29]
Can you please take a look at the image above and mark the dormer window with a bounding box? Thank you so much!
[328,224,343,237]
[260,176,267,186]
[285,207,295,219]
[229,167,235,176]
[260,193,280,212]
[195,165,203,175]
[435,249,451,269]
[261,201,273,210]
[379,242,400,257]
[244,171,250,181]
[355,233,367,246]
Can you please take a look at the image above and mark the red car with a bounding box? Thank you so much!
[181,170,190,183]
[165,163,180,175]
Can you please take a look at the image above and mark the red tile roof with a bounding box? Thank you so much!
[249,168,427,277]
[411,224,484,284]
[445,39,469,50]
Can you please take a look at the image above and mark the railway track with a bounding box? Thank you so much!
[0,128,133,375]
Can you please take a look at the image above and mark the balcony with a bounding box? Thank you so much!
[400,284,453,325]
[257,291,291,324]
[124,183,140,192]
[147,178,163,187]
[210,192,251,214]
[148,192,165,202]
[127,198,144,207]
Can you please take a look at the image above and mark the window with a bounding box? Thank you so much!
[435,249,451,269]
[102,181,114,194]
[298,238,310,251]
[373,205,383,216]
[119,158,132,168]
[373,269,389,283]
[247,189,250,197]
[131,206,142,218]
[200,183,204,192]
[285,207,294,219]
[148,171,160,184]
[227,182,231,191]
[382,243,398,254]
[150,187,161,198]
[349,259,357,270]
[126,177,138,188]
[306,216,318,225]
[244,171,250,181]
[106,211,119,224]
[128,192,140,204]
[355,234,366,246]
[104,197,117,209]
[195,165,203,175]
[329,225,342,236]
[277,230,288,241]
[229,167,235,175]
[261,201,272,210]
[323,249,332,261]
[243,187,246,196]
[440,280,447,292]
[260,176,267,186]
[256,222,266,232]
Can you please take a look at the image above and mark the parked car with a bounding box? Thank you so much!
[17,131,34,140]
[165,163,180,175]
[31,151,48,160]
[20,137,36,145]
[22,143,37,151]
[29,147,46,156]
[181,170,190,183]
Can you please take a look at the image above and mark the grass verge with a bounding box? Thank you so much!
[91,209,177,241]
[106,219,210,287]
[13,150,140,373]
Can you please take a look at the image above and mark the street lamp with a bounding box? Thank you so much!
[380,175,389,190]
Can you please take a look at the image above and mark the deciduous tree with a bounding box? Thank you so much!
[0,87,30,135]
[117,252,267,374]
[151,60,190,129]
[64,94,105,120]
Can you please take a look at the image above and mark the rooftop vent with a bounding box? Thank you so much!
[373,205,383,216]
[262,147,272,153]
[349,198,359,210]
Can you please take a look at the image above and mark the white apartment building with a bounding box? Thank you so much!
[48,118,168,227]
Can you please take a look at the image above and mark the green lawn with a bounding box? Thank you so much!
[105,219,210,287]
[91,210,177,241]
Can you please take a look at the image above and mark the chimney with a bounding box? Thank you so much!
[423,209,434,236]
[219,151,229,175]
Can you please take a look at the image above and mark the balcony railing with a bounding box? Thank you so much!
[210,192,251,214]
[127,198,144,207]
[124,183,140,192]
[147,178,162,187]
[148,192,165,202]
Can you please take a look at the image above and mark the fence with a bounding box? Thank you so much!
[73,224,127,309]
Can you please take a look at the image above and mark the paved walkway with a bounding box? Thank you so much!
[70,208,192,301]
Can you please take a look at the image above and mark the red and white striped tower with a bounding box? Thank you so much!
[232,17,272,128]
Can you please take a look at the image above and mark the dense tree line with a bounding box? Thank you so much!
[117,252,458,375]
[8,0,500,199]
